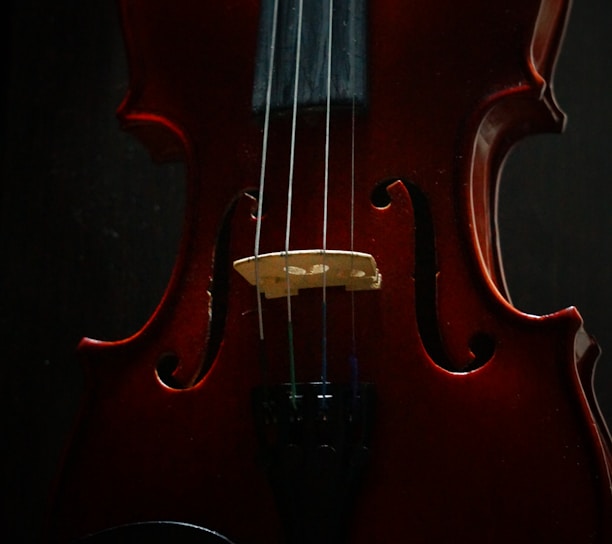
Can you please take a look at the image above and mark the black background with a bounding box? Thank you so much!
[2,1,611,542]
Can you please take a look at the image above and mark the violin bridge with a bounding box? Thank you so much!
[233,250,382,299]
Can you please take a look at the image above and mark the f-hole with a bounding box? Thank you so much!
[156,193,244,388]
[371,179,495,373]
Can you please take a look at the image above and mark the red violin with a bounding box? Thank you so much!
[48,1,612,542]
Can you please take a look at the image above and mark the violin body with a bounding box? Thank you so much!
[48,1,612,542]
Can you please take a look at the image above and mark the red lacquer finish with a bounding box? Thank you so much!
[48,1,612,542]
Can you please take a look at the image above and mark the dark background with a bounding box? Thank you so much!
[1,1,610,542]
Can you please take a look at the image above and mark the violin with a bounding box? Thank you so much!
[47,1,612,542]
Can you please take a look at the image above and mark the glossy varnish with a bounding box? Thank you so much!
[47,1,612,542]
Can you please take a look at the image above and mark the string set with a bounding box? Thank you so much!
[254,0,359,409]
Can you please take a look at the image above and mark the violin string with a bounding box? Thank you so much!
[349,7,358,400]
[254,0,280,341]
[321,0,334,401]
[284,0,304,408]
